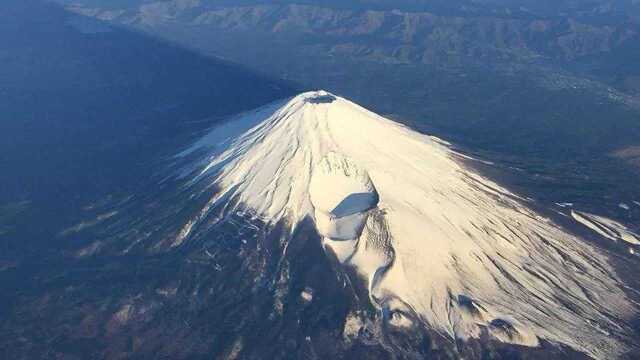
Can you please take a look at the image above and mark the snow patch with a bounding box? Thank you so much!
[555,202,574,208]
[60,211,118,236]
[301,287,314,303]
[572,211,640,245]
[343,312,364,342]
[75,241,103,258]
[113,304,133,325]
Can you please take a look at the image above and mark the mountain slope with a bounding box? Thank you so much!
[4,89,639,359]
[175,91,638,358]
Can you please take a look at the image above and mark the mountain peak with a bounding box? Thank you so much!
[300,90,338,103]
[176,93,635,358]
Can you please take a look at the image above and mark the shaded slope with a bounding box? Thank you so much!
[0,0,294,255]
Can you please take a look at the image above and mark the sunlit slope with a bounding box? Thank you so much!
[178,91,636,359]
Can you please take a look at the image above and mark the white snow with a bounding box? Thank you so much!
[177,91,636,358]
[310,152,378,241]
[301,288,314,303]
[555,202,574,208]
[113,304,133,325]
[572,211,640,245]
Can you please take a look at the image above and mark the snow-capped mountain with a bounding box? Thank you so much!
[175,91,637,359]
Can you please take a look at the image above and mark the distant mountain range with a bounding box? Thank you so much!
[55,0,640,219]
[57,0,640,66]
